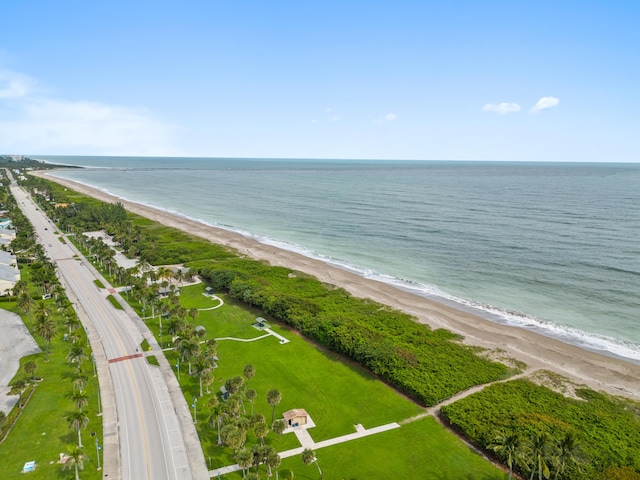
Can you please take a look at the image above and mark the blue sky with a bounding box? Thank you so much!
[1,1,638,161]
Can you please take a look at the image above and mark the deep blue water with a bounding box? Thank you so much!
[34,156,640,362]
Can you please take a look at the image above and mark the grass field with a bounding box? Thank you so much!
[0,303,102,480]
[146,283,507,479]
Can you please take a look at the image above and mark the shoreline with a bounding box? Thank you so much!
[36,170,640,401]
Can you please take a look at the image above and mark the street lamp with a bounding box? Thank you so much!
[91,353,96,377]
[192,397,197,424]
[176,362,180,381]
[95,437,102,470]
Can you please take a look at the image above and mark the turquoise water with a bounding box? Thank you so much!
[35,156,640,362]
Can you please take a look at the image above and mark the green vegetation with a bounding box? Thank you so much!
[154,283,506,479]
[0,176,101,479]
[140,338,151,351]
[17,172,640,478]
[194,260,511,406]
[23,173,512,407]
[440,379,640,479]
[93,279,104,289]
[146,355,159,366]
[106,294,123,309]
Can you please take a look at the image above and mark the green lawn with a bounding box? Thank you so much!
[150,283,507,479]
[0,309,102,480]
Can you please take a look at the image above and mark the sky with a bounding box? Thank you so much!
[1,1,639,162]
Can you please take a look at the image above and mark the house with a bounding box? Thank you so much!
[0,229,16,240]
[0,263,20,295]
[283,409,309,427]
[0,250,17,267]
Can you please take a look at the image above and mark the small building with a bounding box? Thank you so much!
[0,229,16,240]
[0,263,19,295]
[283,409,309,427]
[0,250,17,267]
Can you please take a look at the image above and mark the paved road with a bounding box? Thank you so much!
[10,178,204,480]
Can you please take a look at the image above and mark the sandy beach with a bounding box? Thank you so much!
[38,171,640,401]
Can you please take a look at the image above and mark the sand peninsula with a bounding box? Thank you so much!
[36,171,640,401]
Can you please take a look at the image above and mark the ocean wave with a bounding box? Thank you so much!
[45,172,640,364]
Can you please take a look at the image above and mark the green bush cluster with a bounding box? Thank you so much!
[440,379,640,479]
[193,259,509,406]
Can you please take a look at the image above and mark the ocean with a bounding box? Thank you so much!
[32,156,640,363]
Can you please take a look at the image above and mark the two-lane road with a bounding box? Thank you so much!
[10,180,194,480]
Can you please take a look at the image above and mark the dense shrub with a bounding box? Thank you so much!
[193,259,510,405]
[440,379,640,479]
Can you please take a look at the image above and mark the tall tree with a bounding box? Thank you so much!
[553,433,583,479]
[61,445,88,480]
[67,345,88,371]
[527,432,556,480]
[191,355,212,397]
[246,389,257,415]
[34,312,57,361]
[236,448,252,479]
[301,448,322,478]
[266,389,281,427]
[70,391,89,410]
[489,432,526,479]
[267,450,282,480]
[254,421,269,447]
[243,364,256,386]
[70,371,89,392]
[207,397,228,445]
[23,360,38,381]
[65,410,90,447]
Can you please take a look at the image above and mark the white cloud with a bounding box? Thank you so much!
[374,113,399,124]
[482,102,521,114]
[330,116,341,122]
[0,69,181,155]
[530,96,560,113]
[0,70,32,98]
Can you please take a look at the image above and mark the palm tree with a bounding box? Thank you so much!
[65,410,90,447]
[70,390,89,409]
[188,307,199,324]
[67,345,88,371]
[301,448,322,478]
[272,419,286,440]
[267,450,282,479]
[17,290,34,325]
[207,398,228,445]
[23,361,38,381]
[191,355,212,397]
[221,424,246,452]
[489,432,526,479]
[553,433,583,479]
[254,421,269,447]
[236,448,252,479]
[176,333,200,374]
[70,371,89,392]
[527,432,556,480]
[266,389,281,427]
[34,313,57,361]
[246,389,257,415]
[61,445,88,480]
[9,379,28,407]
[243,364,256,386]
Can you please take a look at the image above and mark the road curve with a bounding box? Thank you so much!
[10,178,206,480]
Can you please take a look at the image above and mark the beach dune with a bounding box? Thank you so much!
[37,171,640,401]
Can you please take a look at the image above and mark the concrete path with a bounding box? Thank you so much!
[207,421,400,477]
[198,294,224,311]
[0,309,41,414]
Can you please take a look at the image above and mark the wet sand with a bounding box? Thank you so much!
[37,171,640,401]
